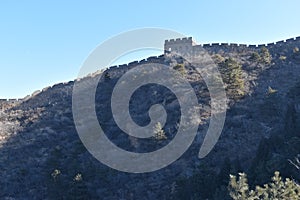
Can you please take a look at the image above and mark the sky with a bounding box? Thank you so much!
[1,0,300,98]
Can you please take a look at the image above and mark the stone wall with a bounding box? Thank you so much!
[0,81,74,108]
[2,36,300,106]
[164,37,194,54]
[103,55,167,78]
[164,36,300,55]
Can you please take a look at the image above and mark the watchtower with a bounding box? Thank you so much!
[164,37,195,55]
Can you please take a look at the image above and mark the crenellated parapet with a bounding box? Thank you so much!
[0,80,75,108]
[103,55,167,78]
[0,99,22,104]
[99,36,300,79]
[0,98,22,109]
[164,36,300,55]
[164,37,194,54]
[2,36,300,106]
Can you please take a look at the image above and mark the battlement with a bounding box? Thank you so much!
[98,35,300,79]
[164,37,194,45]
[2,35,300,106]
[104,55,165,75]
[0,79,75,108]
[0,98,22,109]
[164,37,195,54]
[0,99,21,103]
[164,36,300,54]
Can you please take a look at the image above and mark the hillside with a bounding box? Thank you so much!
[0,37,300,199]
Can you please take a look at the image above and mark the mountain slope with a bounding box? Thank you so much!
[0,38,300,199]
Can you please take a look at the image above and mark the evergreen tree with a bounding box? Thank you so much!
[153,122,167,140]
[260,47,272,65]
[229,171,300,200]
[219,58,244,99]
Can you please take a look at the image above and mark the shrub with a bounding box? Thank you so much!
[228,171,300,200]
[250,48,272,64]
[267,86,277,95]
[250,52,261,62]
[51,169,61,181]
[73,173,83,182]
[219,58,245,99]
[153,122,167,140]
[260,47,272,65]
[279,55,287,61]
[173,64,186,76]
[213,54,226,64]
[293,47,300,61]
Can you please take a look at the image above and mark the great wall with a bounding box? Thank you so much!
[1,36,300,108]
[164,36,300,55]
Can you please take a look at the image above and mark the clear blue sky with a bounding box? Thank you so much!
[1,0,300,98]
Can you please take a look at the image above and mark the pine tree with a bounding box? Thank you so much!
[228,171,300,200]
[260,47,272,65]
[219,58,244,99]
[153,122,167,140]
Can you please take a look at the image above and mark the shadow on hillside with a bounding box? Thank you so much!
[0,78,206,199]
[1,59,300,199]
